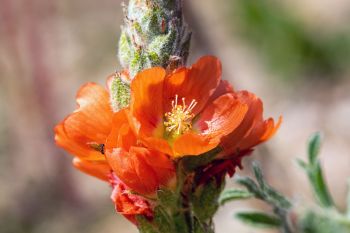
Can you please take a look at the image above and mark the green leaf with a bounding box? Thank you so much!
[235,211,282,228]
[308,132,322,164]
[252,162,265,189]
[298,132,334,208]
[234,163,294,232]
[297,159,309,170]
[299,209,350,233]
[235,176,261,197]
[265,187,292,209]
[219,189,254,205]
[307,161,334,208]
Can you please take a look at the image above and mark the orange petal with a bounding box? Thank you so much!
[130,147,175,190]
[61,82,113,145]
[173,94,248,157]
[195,93,248,140]
[130,67,166,137]
[141,136,173,156]
[105,110,137,151]
[221,91,282,156]
[237,109,282,151]
[139,149,175,186]
[234,121,266,151]
[163,56,222,114]
[173,132,216,157]
[220,91,263,154]
[260,116,282,142]
[106,147,163,195]
[208,80,234,103]
[73,157,111,181]
[54,123,105,160]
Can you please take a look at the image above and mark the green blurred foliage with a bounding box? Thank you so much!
[230,0,350,81]
[222,133,350,233]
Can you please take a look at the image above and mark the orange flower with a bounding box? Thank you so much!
[128,56,249,158]
[220,91,282,158]
[197,90,281,184]
[54,82,113,181]
[105,110,176,195]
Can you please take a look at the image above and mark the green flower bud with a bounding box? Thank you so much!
[118,0,191,78]
[110,73,131,112]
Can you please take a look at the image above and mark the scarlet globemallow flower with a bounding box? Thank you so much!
[127,56,249,158]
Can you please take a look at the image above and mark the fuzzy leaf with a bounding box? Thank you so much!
[219,189,254,205]
[308,132,322,164]
[236,211,282,228]
[297,159,309,170]
[297,133,334,208]
[252,162,265,189]
[265,187,292,209]
[310,161,334,208]
[299,209,350,233]
[235,176,261,197]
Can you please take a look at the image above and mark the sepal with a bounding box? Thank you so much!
[110,73,131,112]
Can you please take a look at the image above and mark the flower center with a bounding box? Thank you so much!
[164,95,197,136]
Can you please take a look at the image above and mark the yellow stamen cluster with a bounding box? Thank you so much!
[164,95,197,136]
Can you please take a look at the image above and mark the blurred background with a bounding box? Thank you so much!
[1,0,350,232]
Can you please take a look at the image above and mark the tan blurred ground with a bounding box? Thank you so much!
[1,0,350,233]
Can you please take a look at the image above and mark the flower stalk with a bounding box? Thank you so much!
[111,0,191,111]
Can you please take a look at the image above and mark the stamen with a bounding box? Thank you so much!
[188,99,197,111]
[175,94,178,106]
[164,95,198,137]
